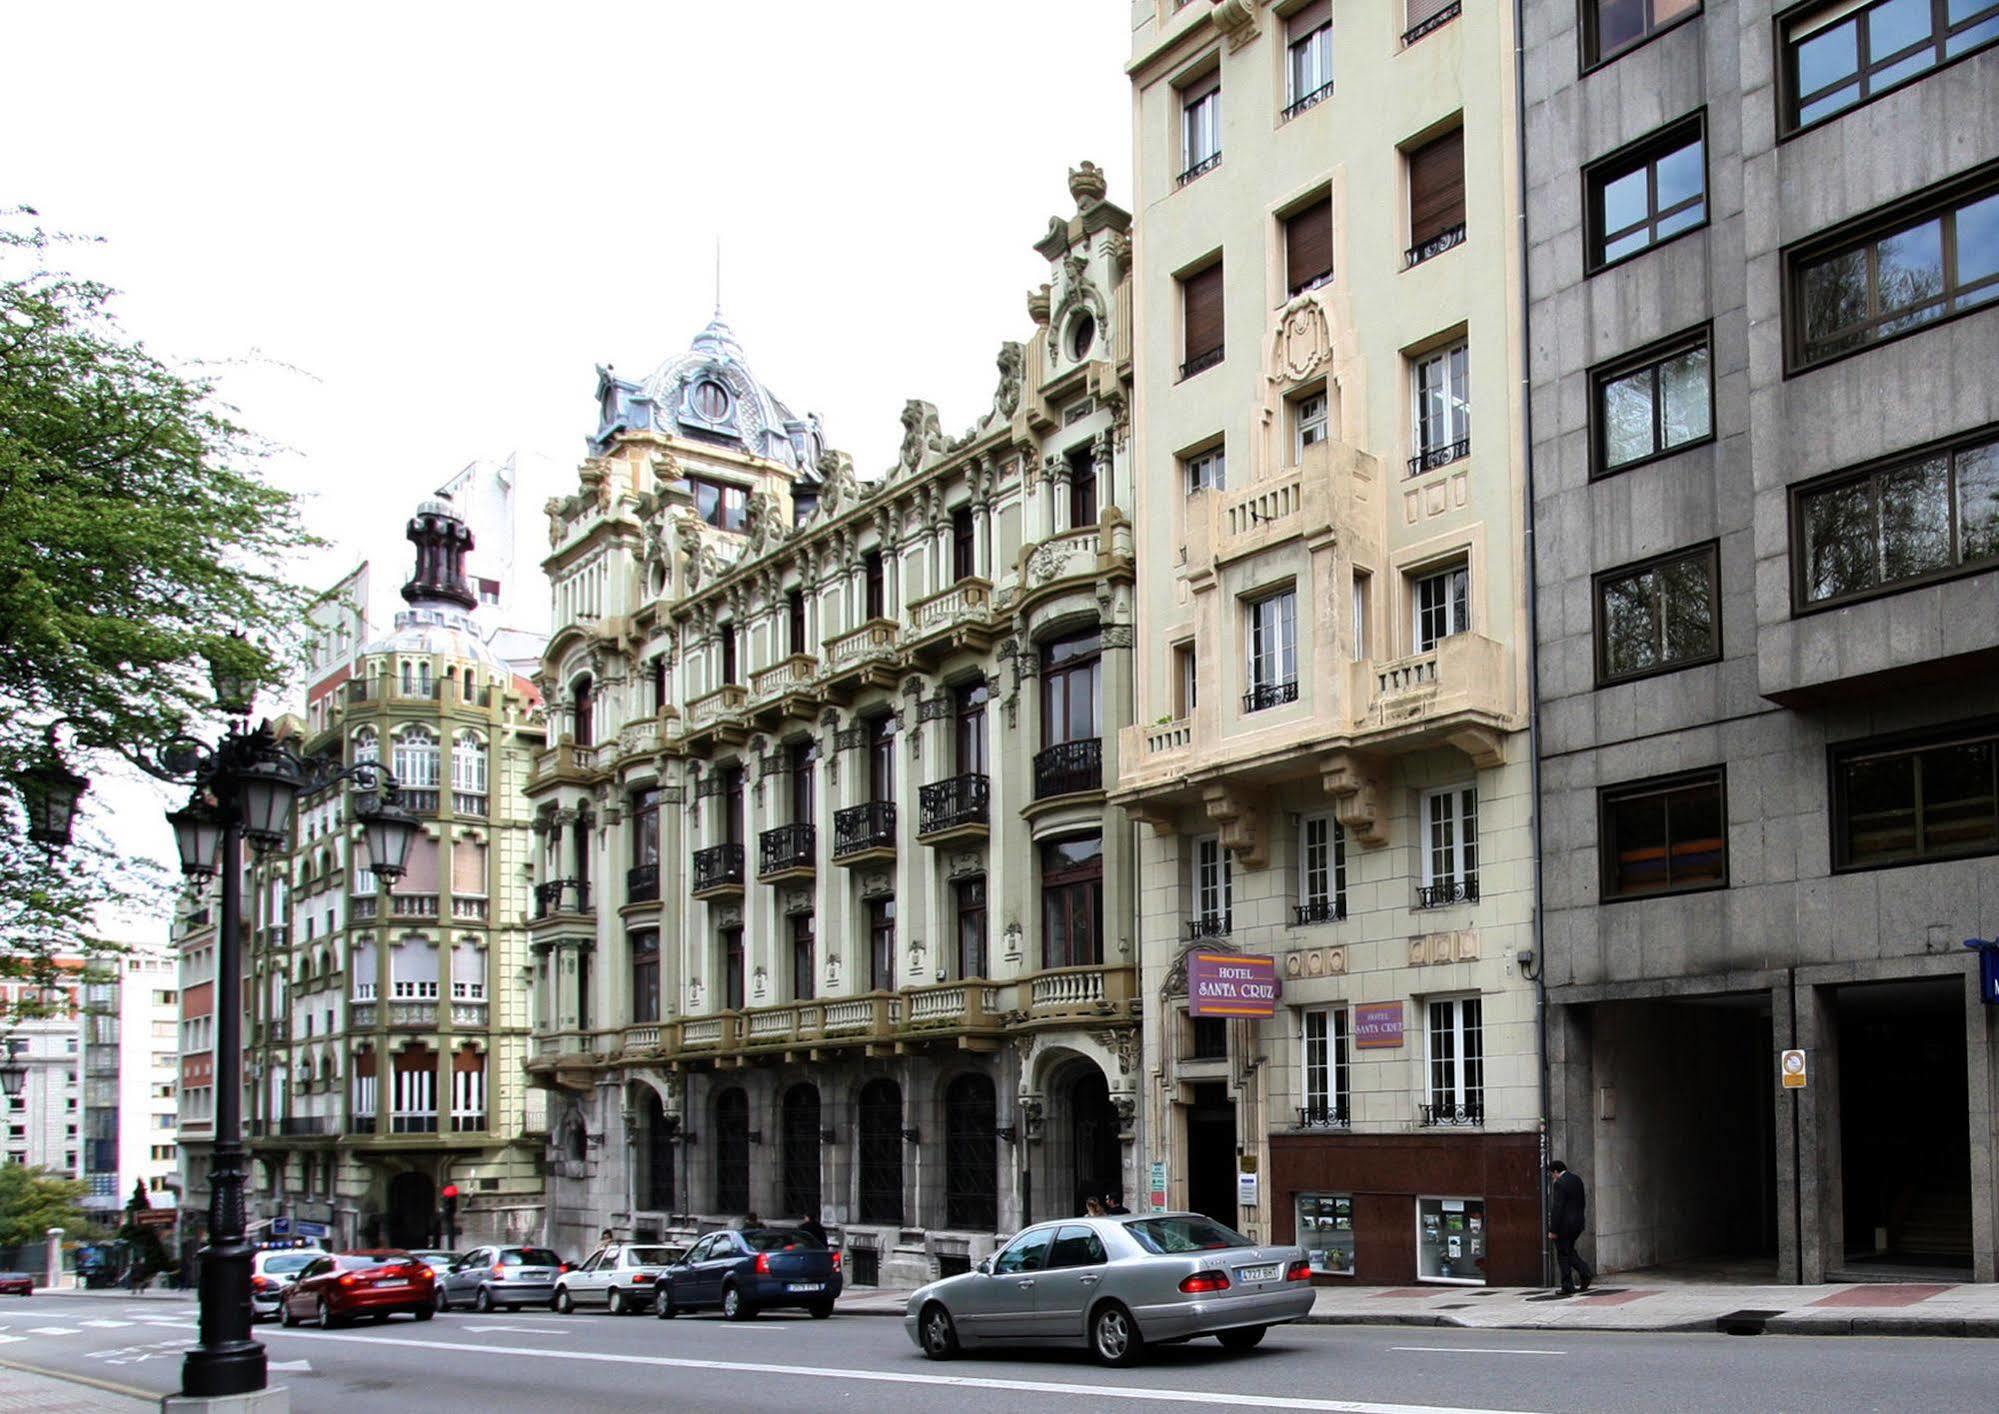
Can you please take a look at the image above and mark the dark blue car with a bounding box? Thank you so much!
[655,1228,842,1321]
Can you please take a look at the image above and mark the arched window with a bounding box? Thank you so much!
[944,1073,998,1230]
[393,726,440,788]
[571,675,595,749]
[714,1087,750,1213]
[781,1084,822,1218]
[352,726,379,767]
[452,731,487,794]
[857,1079,904,1225]
[451,1047,486,1131]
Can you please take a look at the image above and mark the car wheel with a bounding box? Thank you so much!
[280,1300,299,1329]
[554,1287,574,1315]
[1216,1325,1267,1352]
[808,1301,834,1320]
[317,1297,339,1331]
[721,1282,754,1322]
[607,1287,627,1316]
[918,1303,958,1360]
[1089,1301,1143,1368]
[655,1287,676,1320]
[414,1304,434,1323]
[475,1287,495,1314]
[434,1286,450,1313]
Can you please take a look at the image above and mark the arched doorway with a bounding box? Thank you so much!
[856,1079,903,1225]
[714,1087,750,1214]
[781,1084,822,1218]
[386,1170,435,1249]
[1067,1066,1121,1216]
[640,1088,676,1213]
[944,1073,998,1231]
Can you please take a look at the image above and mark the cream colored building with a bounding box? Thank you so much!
[525,167,1144,1285]
[1115,0,1541,1286]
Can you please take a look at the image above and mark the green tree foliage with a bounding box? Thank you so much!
[0,1161,96,1250]
[118,1179,170,1277]
[0,206,320,987]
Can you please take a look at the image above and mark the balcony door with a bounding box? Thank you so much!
[869,716,895,803]
[1041,631,1101,747]
[956,680,989,776]
[1041,835,1104,970]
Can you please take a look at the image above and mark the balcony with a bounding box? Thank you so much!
[1025,963,1137,1020]
[452,791,488,817]
[450,896,489,921]
[1406,435,1470,477]
[1176,152,1221,188]
[1416,875,1479,910]
[1179,344,1224,381]
[1296,1101,1350,1131]
[684,684,750,748]
[533,879,591,919]
[278,1116,333,1138]
[351,894,379,919]
[400,788,441,815]
[1419,1099,1484,1128]
[1349,632,1514,764]
[525,742,608,793]
[1402,0,1461,47]
[1404,223,1467,270]
[905,578,996,665]
[758,823,816,881]
[388,892,439,921]
[918,774,989,841]
[1293,897,1347,927]
[900,980,1007,1039]
[1281,81,1334,123]
[1033,738,1102,800]
[1242,681,1299,714]
[626,863,661,904]
[1184,912,1232,941]
[388,1001,438,1028]
[691,843,746,899]
[823,619,901,700]
[832,801,896,864]
[749,654,822,723]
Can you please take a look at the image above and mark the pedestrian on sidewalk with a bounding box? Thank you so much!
[1547,1160,1593,1296]
[798,1212,827,1247]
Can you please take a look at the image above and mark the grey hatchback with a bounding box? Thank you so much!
[434,1244,565,1312]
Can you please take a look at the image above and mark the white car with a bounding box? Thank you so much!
[553,1243,678,1315]
[250,1248,329,1322]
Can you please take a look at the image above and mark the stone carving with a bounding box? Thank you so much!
[992,342,1024,420]
[1276,295,1332,384]
[1320,749,1389,848]
[894,400,947,479]
[743,491,787,555]
[1018,1096,1044,1142]
[1100,624,1134,649]
[946,850,984,879]
[1203,783,1267,870]
[1112,1094,1137,1140]
[1068,161,1107,211]
[817,450,859,517]
[1213,0,1262,50]
[859,870,893,900]
[1094,1027,1137,1077]
[1002,921,1024,963]
[1026,283,1051,326]
[918,692,951,722]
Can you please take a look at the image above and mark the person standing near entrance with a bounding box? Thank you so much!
[1547,1161,1593,1295]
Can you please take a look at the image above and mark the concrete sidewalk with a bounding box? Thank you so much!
[838,1279,1999,1337]
[0,1362,150,1412]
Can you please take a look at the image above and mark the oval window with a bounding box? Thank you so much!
[1068,312,1096,362]
[692,380,730,421]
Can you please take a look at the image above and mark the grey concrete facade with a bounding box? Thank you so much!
[1524,0,1999,1282]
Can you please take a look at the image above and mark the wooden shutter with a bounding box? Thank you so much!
[451,839,485,894]
[1408,128,1466,245]
[1285,196,1334,293]
[1288,0,1331,40]
[1180,67,1221,105]
[1182,263,1225,361]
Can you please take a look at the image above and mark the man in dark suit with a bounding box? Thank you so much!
[1547,1160,1593,1295]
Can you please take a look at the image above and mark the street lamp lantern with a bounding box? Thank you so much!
[17,755,89,850]
[234,750,302,853]
[357,792,420,882]
[206,631,259,719]
[0,1042,26,1099]
[168,796,224,878]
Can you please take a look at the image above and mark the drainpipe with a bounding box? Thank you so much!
[1513,0,1555,1291]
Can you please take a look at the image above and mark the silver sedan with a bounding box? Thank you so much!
[903,1213,1314,1366]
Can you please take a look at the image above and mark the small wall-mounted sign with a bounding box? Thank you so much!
[1780,1048,1808,1090]
[1354,1001,1406,1049]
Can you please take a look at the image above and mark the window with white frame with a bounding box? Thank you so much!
[392,1060,435,1120]
[1286,1,1334,112]
[450,941,485,1000]
[1301,1005,1351,1127]
[1425,995,1484,1123]
[1419,786,1479,907]
[1185,445,1226,494]
[390,941,439,1000]
[1180,71,1221,179]
[1410,343,1470,473]
[1297,814,1347,924]
[1192,834,1232,936]
[1245,588,1299,711]
[352,726,378,766]
[350,938,377,1001]
[451,731,487,794]
[1293,391,1329,460]
[1351,571,1371,662]
[1413,564,1470,652]
[351,1069,377,1119]
[452,1055,486,1129]
[392,726,440,789]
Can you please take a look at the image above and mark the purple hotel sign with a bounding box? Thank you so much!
[1188,953,1281,1018]
[1354,1002,1406,1049]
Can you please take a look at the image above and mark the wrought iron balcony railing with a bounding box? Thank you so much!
[533,878,590,919]
[1176,151,1221,187]
[832,800,897,859]
[1293,897,1347,927]
[919,774,989,835]
[278,1116,332,1137]
[1407,434,1471,476]
[1402,0,1461,47]
[1185,912,1233,940]
[1415,875,1480,909]
[1033,738,1103,800]
[759,822,816,876]
[1281,81,1334,122]
[1405,222,1467,270]
[1297,1101,1351,1130]
[1179,344,1225,381]
[1243,680,1300,713]
[626,863,660,904]
[1420,1099,1484,1127]
[692,843,745,893]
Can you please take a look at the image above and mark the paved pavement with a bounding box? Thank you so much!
[0,1361,148,1411]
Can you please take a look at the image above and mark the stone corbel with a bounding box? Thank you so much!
[1201,783,1267,871]
[1125,802,1179,838]
[1444,724,1508,771]
[1213,0,1262,51]
[1319,748,1388,848]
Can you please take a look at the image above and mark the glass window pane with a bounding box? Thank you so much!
[1802,247,1871,353]
[1946,15,1999,53]
[1658,555,1716,662]
[1603,367,1658,467]
[1918,741,1998,854]
[1877,456,1952,582]
[1800,81,1865,125]
[1797,18,1861,100]
[1595,0,1648,54]
[1654,139,1705,213]
[1956,193,1999,290]
[1867,0,1935,60]
[1844,754,1920,863]
[1666,783,1725,885]
[1870,47,1938,88]
[1803,479,1878,601]
[1658,345,1712,449]
[1656,203,1706,240]
[1609,792,1670,894]
[1875,218,1946,320]
[1956,441,1999,563]
[1600,167,1650,241]
[1601,569,1662,677]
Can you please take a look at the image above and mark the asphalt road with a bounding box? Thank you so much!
[7,1295,1999,1413]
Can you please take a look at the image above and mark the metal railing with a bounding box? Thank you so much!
[759,822,816,876]
[692,843,745,893]
[627,863,660,903]
[1282,81,1334,121]
[347,1114,377,1136]
[1033,738,1102,799]
[391,1113,440,1134]
[1416,875,1480,909]
[1176,152,1221,187]
[1297,1101,1351,1130]
[452,792,487,817]
[533,879,591,918]
[1402,0,1461,46]
[1407,435,1471,477]
[400,788,441,815]
[1420,1099,1484,1127]
[279,1116,332,1137]
[1243,680,1300,713]
[1293,897,1347,927]
[1405,221,1467,270]
[833,801,896,859]
[919,774,989,835]
[1185,912,1233,940]
[1179,344,1225,381]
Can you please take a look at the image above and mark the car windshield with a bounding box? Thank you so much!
[742,1230,814,1252]
[1121,1216,1253,1254]
[410,1251,451,1262]
[502,1248,562,1267]
[626,1247,673,1265]
[339,1254,405,1270]
[262,1254,318,1275]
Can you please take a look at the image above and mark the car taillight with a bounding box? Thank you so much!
[632,1272,652,1283]
[337,1273,360,1288]
[832,1251,842,1271]
[491,1265,505,1280]
[755,1253,772,1275]
[559,1262,573,1273]
[251,1275,272,1292]
[1285,1259,1312,1282]
[1179,1270,1230,1294]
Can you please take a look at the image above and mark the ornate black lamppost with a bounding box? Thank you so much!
[162,648,418,1400]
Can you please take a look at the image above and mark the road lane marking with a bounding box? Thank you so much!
[0,1335,24,1344]
[27,1327,79,1336]
[1391,1347,1565,1357]
[81,1320,134,1328]
[462,1323,564,1334]
[263,1330,1542,1413]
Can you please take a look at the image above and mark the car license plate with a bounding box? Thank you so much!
[375,1278,408,1288]
[786,1282,823,1293]
[1236,1264,1280,1283]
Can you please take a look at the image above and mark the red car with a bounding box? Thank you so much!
[0,1272,32,1296]
[279,1251,435,1327]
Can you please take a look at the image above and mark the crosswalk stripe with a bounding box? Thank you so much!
[28,1326,80,1335]
[82,1319,134,1328]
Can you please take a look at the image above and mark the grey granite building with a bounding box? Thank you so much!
[1524,0,1999,1282]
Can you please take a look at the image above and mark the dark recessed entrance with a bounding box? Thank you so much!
[1068,1067,1121,1216]
[386,1170,435,1250]
[1185,1081,1237,1227]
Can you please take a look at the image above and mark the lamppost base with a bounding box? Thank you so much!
[162,1387,290,1414]
[179,1342,268,1400]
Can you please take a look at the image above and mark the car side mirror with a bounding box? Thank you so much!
[976,1257,994,1277]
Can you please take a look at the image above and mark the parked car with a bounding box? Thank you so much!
[0,1272,33,1296]
[250,1248,329,1321]
[553,1243,676,1315]
[279,1251,435,1328]
[435,1244,565,1312]
[656,1228,840,1321]
[903,1213,1313,1366]
[407,1249,456,1282]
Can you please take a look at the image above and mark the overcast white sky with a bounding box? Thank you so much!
[12,1,1132,936]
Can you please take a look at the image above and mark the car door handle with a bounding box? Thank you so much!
[1080,1275,1101,1286]
[1016,1279,1035,1289]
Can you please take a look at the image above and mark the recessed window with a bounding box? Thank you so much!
[1297,814,1347,924]
[1284,193,1334,296]
[1350,571,1371,662]
[1600,769,1727,899]
[1185,444,1226,494]
[1592,330,1713,475]
[691,379,731,421]
[1180,261,1225,379]
[867,899,895,992]
[1284,2,1334,117]
[1413,563,1470,652]
[1586,114,1707,271]
[1792,428,1999,609]
[1244,588,1299,712]
[1406,126,1466,267]
[1192,835,1232,934]
[1410,342,1470,475]
[1293,390,1330,461]
[1419,787,1478,908]
[1425,996,1483,1123]
[1832,722,1999,871]
[863,549,886,620]
[690,475,749,533]
[952,507,976,582]
[1594,543,1721,685]
[1068,312,1097,362]
[1585,0,1701,68]
[1179,68,1222,185]
[1785,0,1999,133]
[1066,444,1099,529]
[1789,179,1999,370]
[1174,642,1199,716]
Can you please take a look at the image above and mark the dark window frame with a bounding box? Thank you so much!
[1778,0,1999,140]
[787,589,808,656]
[1787,422,1999,614]
[1592,540,1724,687]
[867,896,896,992]
[689,475,750,533]
[791,913,816,1001]
[629,929,660,1025]
[1580,0,1705,74]
[1282,190,1335,297]
[1597,767,1730,903]
[1782,164,1999,375]
[1583,111,1710,276]
[951,506,976,582]
[1040,836,1105,970]
[1179,257,1226,380]
[1828,717,1999,873]
[1587,323,1717,479]
[720,926,745,1012]
[863,549,886,620]
[955,876,989,980]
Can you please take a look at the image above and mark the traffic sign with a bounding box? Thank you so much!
[1781,1049,1808,1089]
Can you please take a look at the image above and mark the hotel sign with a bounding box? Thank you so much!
[1188,953,1281,1018]
[1354,1001,1406,1049]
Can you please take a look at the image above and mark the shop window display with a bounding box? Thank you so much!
[1417,1195,1486,1284]
[1294,1192,1357,1275]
